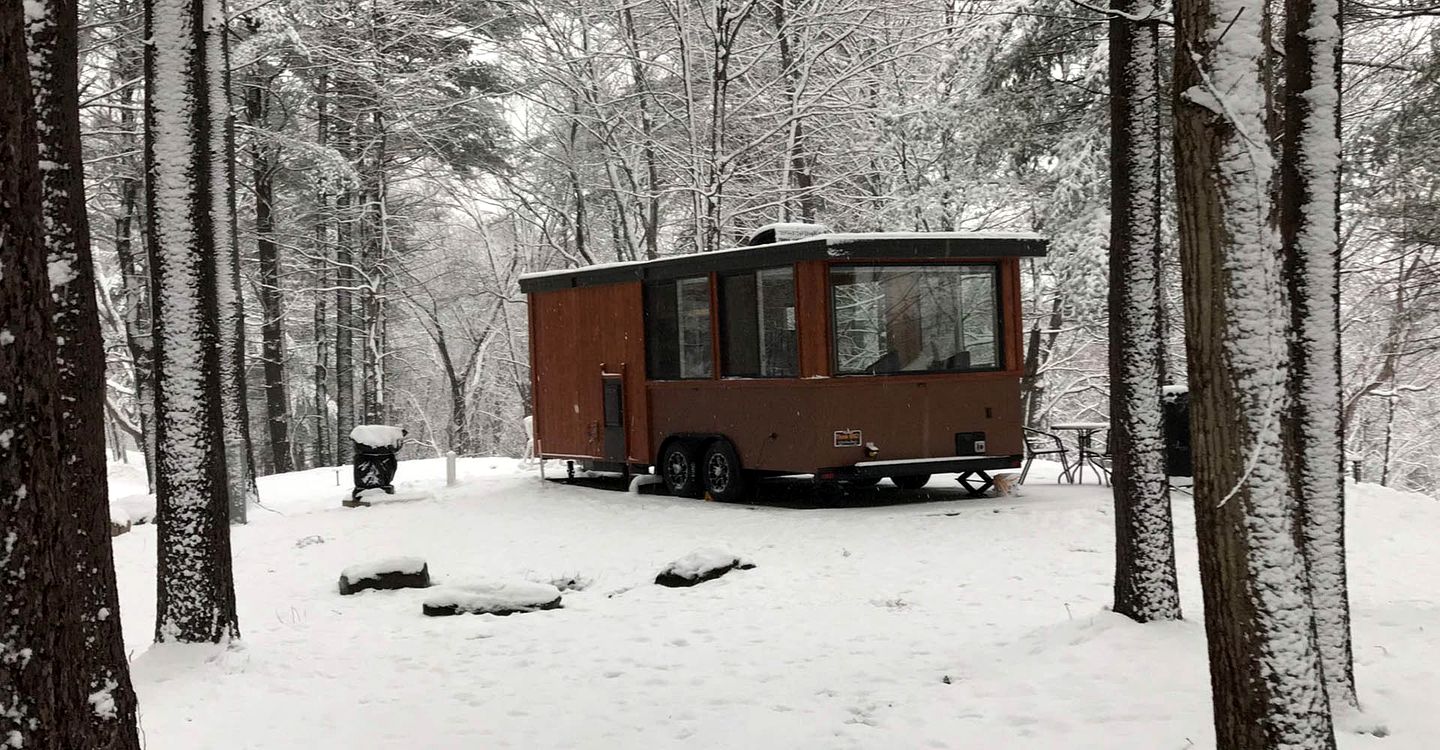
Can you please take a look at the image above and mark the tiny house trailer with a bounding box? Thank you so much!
[518,230,1048,500]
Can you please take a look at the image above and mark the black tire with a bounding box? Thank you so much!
[701,439,749,502]
[847,476,882,488]
[659,441,702,498]
[891,474,931,490]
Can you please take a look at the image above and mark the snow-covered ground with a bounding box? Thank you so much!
[109,456,1438,749]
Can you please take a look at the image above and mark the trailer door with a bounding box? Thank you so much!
[601,374,626,464]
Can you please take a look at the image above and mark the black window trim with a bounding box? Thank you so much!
[826,260,1006,378]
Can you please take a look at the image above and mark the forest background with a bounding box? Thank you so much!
[78,0,1440,493]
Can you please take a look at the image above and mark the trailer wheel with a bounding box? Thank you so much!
[701,439,748,502]
[891,474,931,490]
[659,441,702,498]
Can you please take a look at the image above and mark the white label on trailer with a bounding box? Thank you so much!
[834,429,862,448]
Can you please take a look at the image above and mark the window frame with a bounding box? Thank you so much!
[826,261,1005,378]
[718,265,799,379]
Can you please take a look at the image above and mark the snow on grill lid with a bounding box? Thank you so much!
[350,424,405,448]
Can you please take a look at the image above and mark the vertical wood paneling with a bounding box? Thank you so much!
[1004,258,1024,373]
[795,261,830,377]
[530,281,649,464]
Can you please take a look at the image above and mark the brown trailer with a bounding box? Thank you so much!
[519,230,1048,500]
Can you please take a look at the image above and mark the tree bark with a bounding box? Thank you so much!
[336,176,356,451]
[1280,0,1355,708]
[1108,2,1181,623]
[1,7,63,743]
[774,0,816,222]
[1172,0,1336,746]
[248,70,294,473]
[146,0,241,643]
[313,71,332,467]
[210,0,257,521]
[111,0,156,491]
[24,0,144,744]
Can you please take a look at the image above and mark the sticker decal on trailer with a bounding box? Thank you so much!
[833,429,862,448]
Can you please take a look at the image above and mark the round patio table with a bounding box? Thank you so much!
[1050,421,1109,484]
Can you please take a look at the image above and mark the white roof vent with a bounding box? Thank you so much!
[745,222,831,246]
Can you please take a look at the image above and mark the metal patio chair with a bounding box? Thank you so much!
[1079,429,1114,486]
[1020,427,1072,484]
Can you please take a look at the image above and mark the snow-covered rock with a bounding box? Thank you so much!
[350,424,406,449]
[422,581,563,617]
[337,556,430,595]
[654,548,755,588]
[110,505,132,537]
[112,493,156,525]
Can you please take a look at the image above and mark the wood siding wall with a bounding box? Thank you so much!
[528,282,650,463]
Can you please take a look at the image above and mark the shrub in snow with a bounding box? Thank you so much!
[422,581,563,617]
[338,557,431,595]
[654,548,755,588]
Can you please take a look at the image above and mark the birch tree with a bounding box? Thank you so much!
[1108,0,1182,623]
[24,0,144,742]
[146,0,241,642]
[1172,0,1335,744]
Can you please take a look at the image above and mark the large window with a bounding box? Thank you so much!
[645,276,713,380]
[831,264,1000,375]
[720,267,798,378]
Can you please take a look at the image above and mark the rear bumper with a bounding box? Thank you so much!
[816,454,1023,480]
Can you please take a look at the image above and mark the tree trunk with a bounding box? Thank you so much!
[1,7,63,743]
[620,6,660,260]
[313,71,332,466]
[24,0,144,744]
[774,0,816,222]
[146,0,240,643]
[357,103,387,425]
[1108,4,1181,623]
[336,177,356,452]
[1172,0,1335,745]
[111,2,156,491]
[210,1,256,521]
[248,72,294,473]
[1280,0,1355,708]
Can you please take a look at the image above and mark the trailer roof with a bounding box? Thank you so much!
[517,231,1048,293]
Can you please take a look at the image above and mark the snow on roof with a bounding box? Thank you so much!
[518,230,1047,290]
[746,222,832,244]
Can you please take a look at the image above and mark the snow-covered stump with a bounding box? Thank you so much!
[337,557,431,595]
[422,581,563,617]
[654,548,755,588]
